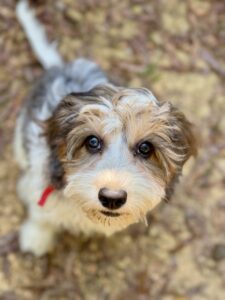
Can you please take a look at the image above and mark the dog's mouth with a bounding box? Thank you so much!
[84,208,137,229]
[100,210,121,217]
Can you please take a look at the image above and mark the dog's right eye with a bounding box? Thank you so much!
[85,135,103,154]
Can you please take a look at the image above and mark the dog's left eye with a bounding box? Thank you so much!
[136,141,154,158]
[85,135,103,153]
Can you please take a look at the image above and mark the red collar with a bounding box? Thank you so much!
[38,186,54,207]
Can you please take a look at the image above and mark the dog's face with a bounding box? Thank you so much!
[46,85,196,233]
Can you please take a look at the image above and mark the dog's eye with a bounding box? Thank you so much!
[137,141,154,158]
[85,135,102,153]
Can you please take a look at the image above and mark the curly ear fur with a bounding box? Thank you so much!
[163,103,197,199]
[170,105,197,161]
[44,94,81,189]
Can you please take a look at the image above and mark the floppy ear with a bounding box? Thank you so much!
[162,104,197,199]
[45,94,81,189]
[170,105,197,164]
[153,102,197,176]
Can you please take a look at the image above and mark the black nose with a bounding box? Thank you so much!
[98,188,127,210]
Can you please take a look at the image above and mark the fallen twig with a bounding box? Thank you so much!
[200,49,225,79]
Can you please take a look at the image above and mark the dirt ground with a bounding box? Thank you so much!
[0,0,225,299]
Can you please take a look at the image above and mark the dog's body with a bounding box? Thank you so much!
[15,1,196,256]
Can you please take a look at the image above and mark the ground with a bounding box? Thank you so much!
[0,0,225,299]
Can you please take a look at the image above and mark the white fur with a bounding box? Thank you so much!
[16,0,63,68]
[20,220,56,256]
[120,88,159,107]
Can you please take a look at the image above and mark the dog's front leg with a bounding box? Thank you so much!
[19,218,57,256]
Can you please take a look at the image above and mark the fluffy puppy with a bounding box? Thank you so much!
[14,1,196,256]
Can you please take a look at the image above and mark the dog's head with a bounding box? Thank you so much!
[46,84,196,233]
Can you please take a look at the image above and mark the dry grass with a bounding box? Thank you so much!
[0,0,225,299]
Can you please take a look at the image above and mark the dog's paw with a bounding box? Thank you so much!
[19,220,56,256]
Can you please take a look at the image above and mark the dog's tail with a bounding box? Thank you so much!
[16,0,63,69]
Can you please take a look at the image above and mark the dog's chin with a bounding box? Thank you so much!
[83,208,140,230]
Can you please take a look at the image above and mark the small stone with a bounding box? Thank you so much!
[211,243,225,261]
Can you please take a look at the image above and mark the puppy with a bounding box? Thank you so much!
[14,1,196,256]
